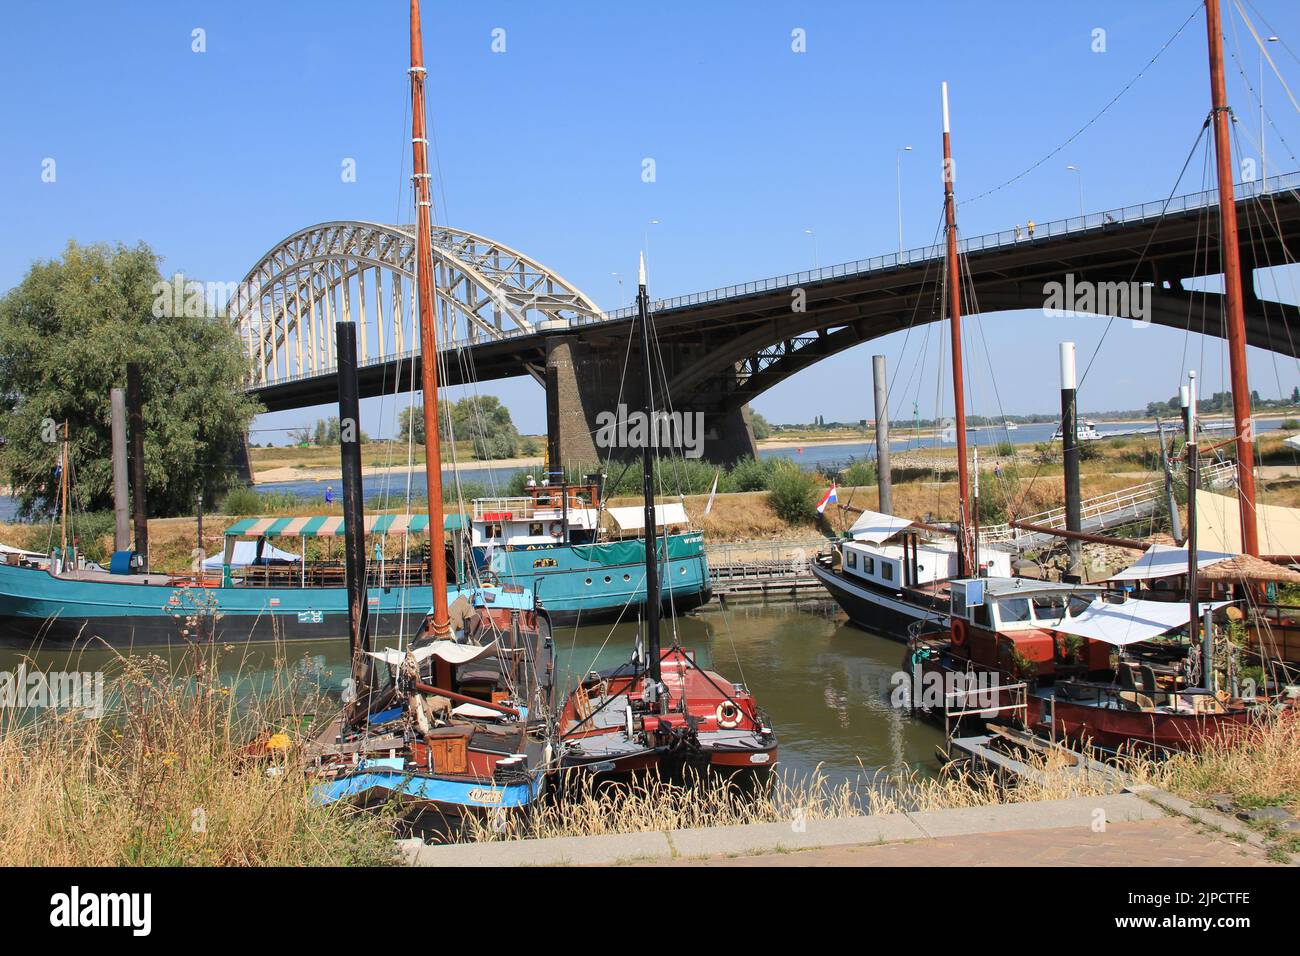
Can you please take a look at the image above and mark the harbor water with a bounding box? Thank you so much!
[0,599,944,791]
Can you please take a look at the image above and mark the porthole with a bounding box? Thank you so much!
[584,577,592,586]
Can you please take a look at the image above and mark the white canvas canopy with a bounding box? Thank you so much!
[606,503,690,533]
[847,509,916,544]
[1196,489,1300,556]
[366,640,498,668]
[0,541,46,561]
[1284,434,1300,452]
[1109,543,1236,581]
[1052,597,1228,646]
[204,539,300,571]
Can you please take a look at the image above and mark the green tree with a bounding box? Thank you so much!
[0,241,261,518]
[397,395,519,459]
[748,407,771,441]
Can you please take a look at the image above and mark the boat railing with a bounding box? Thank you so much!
[942,680,1028,742]
[231,560,434,589]
[471,491,594,521]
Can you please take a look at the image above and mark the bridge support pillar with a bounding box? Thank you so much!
[544,334,608,474]
[543,333,758,471]
[232,432,254,488]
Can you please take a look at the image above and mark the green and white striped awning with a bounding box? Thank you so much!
[223,514,465,539]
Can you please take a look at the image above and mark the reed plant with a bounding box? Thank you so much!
[0,645,395,866]
[466,748,1118,843]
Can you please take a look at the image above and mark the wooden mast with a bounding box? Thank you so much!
[941,81,973,575]
[637,254,662,683]
[1205,0,1259,557]
[410,0,451,635]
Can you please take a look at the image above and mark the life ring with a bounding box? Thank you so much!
[549,522,563,538]
[951,619,968,647]
[716,701,742,729]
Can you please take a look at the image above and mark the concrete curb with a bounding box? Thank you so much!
[1125,783,1299,865]
[400,793,1164,867]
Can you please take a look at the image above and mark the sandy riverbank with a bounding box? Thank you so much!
[253,456,545,485]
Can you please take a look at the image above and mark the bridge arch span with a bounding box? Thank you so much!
[230,220,604,388]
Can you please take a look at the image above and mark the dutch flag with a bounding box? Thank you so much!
[816,481,838,514]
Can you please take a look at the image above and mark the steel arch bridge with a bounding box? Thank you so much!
[229,220,605,390]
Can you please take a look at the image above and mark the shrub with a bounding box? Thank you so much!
[767,461,820,525]
[995,441,1015,457]
[839,460,878,487]
[726,456,776,492]
[220,486,262,515]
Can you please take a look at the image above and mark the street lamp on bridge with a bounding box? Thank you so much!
[896,145,912,255]
[804,228,819,270]
[644,219,660,278]
[1066,164,1085,219]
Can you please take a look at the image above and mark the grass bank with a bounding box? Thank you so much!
[0,649,395,866]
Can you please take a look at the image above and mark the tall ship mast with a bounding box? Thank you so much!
[811,82,1014,642]
[1205,0,1259,557]
[410,0,452,636]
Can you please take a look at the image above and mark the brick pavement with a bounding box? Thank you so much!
[658,817,1277,867]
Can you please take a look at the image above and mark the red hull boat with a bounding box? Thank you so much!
[558,645,776,781]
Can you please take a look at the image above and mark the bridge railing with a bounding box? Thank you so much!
[584,171,1300,326]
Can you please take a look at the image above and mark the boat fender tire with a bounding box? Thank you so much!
[549,522,563,538]
[951,619,968,648]
[716,701,742,729]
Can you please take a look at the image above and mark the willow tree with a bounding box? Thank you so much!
[0,240,262,518]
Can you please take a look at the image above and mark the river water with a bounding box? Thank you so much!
[0,418,1283,522]
[0,599,943,790]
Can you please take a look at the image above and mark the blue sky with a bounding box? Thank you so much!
[4,1,1300,440]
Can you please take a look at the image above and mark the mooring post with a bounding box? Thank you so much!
[336,320,372,712]
[1059,342,1082,577]
[126,363,149,571]
[110,387,130,554]
[873,354,892,515]
[1156,417,1183,543]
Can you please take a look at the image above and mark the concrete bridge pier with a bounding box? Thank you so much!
[543,332,758,472]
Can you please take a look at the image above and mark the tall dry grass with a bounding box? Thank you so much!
[0,648,395,866]
[1143,713,1300,817]
[466,747,1116,843]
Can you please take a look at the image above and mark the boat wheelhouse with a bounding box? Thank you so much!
[469,481,711,625]
[813,509,1013,640]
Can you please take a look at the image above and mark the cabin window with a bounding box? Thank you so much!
[1067,594,1093,617]
[972,603,991,627]
[1031,595,1068,624]
[846,551,857,570]
[486,523,502,539]
[529,522,544,537]
[881,562,894,582]
[998,598,1032,624]
[863,556,875,574]
[952,584,967,619]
